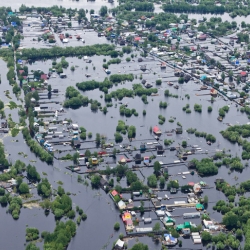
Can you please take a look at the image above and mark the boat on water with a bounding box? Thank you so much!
[200,85,208,90]
[104,68,111,74]
[217,116,223,122]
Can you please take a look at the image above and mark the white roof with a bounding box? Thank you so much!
[156,210,165,216]
[136,227,152,232]
[34,107,41,112]
[117,200,126,209]
[115,239,124,248]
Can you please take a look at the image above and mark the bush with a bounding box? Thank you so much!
[19,183,29,194]
[194,104,202,112]
[26,227,39,241]
[156,79,162,85]
[182,141,187,147]
[114,222,120,231]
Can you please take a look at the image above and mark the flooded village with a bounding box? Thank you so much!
[1,1,250,250]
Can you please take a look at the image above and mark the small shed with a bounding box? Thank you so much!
[156,145,164,154]
[114,239,124,249]
[176,127,183,134]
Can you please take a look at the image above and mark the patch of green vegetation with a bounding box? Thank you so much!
[164,139,173,146]
[165,89,178,98]
[26,228,39,241]
[8,101,17,110]
[194,103,202,113]
[11,128,19,137]
[158,115,165,124]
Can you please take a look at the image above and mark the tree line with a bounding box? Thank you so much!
[16,44,117,60]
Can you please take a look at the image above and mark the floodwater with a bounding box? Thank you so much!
[0,1,250,250]
[2,41,250,248]
[1,48,249,249]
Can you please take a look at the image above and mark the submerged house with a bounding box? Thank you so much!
[134,153,142,163]
[153,126,162,135]
[176,127,183,134]
[122,211,134,231]
[72,137,80,148]
[114,239,124,250]
[140,143,146,152]
[156,145,164,154]
[163,234,178,246]
[163,216,175,226]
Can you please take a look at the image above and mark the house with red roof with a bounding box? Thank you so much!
[240,71,248,77]
[111,190,118,197]
[109,189,122,203]
[106,27,113,32]
[40,74,48,80]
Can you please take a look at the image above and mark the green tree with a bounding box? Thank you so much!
[72,152,79,165]
[0,100,4,110]
[126,171,138,185]
[19,182,29,194]
[99,6,108,17]
[153,222,161,231]
[27,164,41,182]
[114,222,120,231]
[153,161,161,176]
[57,186,65,196]
[201,231,212,242]
[37,178,52,197]
[159,177,165,189]
[96,133,101,147]
[48,84,52,93]
[147,174,157,188]
[228,70,234,81]
[91,175,101,188]
[222,211,238,229]
[221,72,225,82]
[203,195,208,205]
[26,243,39,250]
